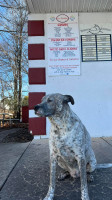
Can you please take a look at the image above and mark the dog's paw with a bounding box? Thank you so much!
[81,193,90,200]
[43,190,54,200]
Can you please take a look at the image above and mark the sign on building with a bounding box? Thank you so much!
[80,24,112,62]
[47,13,80,76]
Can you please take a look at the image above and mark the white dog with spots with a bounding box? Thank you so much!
[34,93,112,200]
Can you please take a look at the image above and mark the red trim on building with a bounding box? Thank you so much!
[28,20,44,36]
[28,44,45,60]
[29,68,46,84]
[29,92,45,109]
[22,106,29,123]
[29,117,46,135]
[28,20,46,135]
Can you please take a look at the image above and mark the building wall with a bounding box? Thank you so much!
[28,13,112,138]
[22,106,29,123]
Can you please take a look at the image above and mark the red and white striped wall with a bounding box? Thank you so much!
[28,14,48,139]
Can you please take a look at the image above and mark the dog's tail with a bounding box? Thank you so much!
[96,163,112,169]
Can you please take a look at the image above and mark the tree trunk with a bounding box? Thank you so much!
[18,13,23,120]
[18,46,22,120]
[14,75,18,118]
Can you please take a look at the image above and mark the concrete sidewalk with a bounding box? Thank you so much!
[0,129,30,190]
[0,137,112,200]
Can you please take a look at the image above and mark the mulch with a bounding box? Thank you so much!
[1,128,34,143]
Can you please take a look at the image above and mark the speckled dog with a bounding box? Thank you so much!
[34,93,97,200]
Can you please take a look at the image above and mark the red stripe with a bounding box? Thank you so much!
[29,117,46,135]
[28,44,45,60]
[29,68,46,84]
[22,106,29,123]
[28,20,44,36]
[29,92,45,109]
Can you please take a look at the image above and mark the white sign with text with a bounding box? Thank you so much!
[47,13,80,76]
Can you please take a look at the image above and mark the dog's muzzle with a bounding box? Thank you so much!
[34,105,41,115]
[34,105,40,111]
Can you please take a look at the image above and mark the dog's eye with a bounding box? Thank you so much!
[47,99,53,103]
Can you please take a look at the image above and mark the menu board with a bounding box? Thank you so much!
[97,35,111,61]
[47,13,80,76]
[81,35,96,61]
[81,34,111,62]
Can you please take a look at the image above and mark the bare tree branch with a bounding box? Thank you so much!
[0,0,28,118]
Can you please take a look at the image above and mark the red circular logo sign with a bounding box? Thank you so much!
[56,14,69,23]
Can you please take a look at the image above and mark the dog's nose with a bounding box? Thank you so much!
[34,105,40,111]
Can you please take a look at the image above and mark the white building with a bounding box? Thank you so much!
[26,0,112,138]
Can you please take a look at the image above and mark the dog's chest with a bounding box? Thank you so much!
[50,128,77,161]
[49,125,81,177]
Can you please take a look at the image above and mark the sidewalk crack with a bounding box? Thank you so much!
[101,137,112,147]
[0,142,31,191]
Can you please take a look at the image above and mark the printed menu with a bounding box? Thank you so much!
[47,13,80,76]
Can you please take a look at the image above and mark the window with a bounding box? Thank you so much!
[81,34,112,62]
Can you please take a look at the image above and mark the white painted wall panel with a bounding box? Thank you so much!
[29,110,39,118]
[29,12,112,137]
[29,60,47,68]
[79,12,112,24]
[29,85,47,92]
[28,14,46,20]
[28,36,46,44]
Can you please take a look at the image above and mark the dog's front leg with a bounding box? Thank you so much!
[43,156,56,200]
[78,157,90,200]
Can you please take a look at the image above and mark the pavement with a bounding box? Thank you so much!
[0,129,112,200]
[0,129,30,190]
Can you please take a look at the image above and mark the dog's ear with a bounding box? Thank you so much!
[63,95,75,105]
